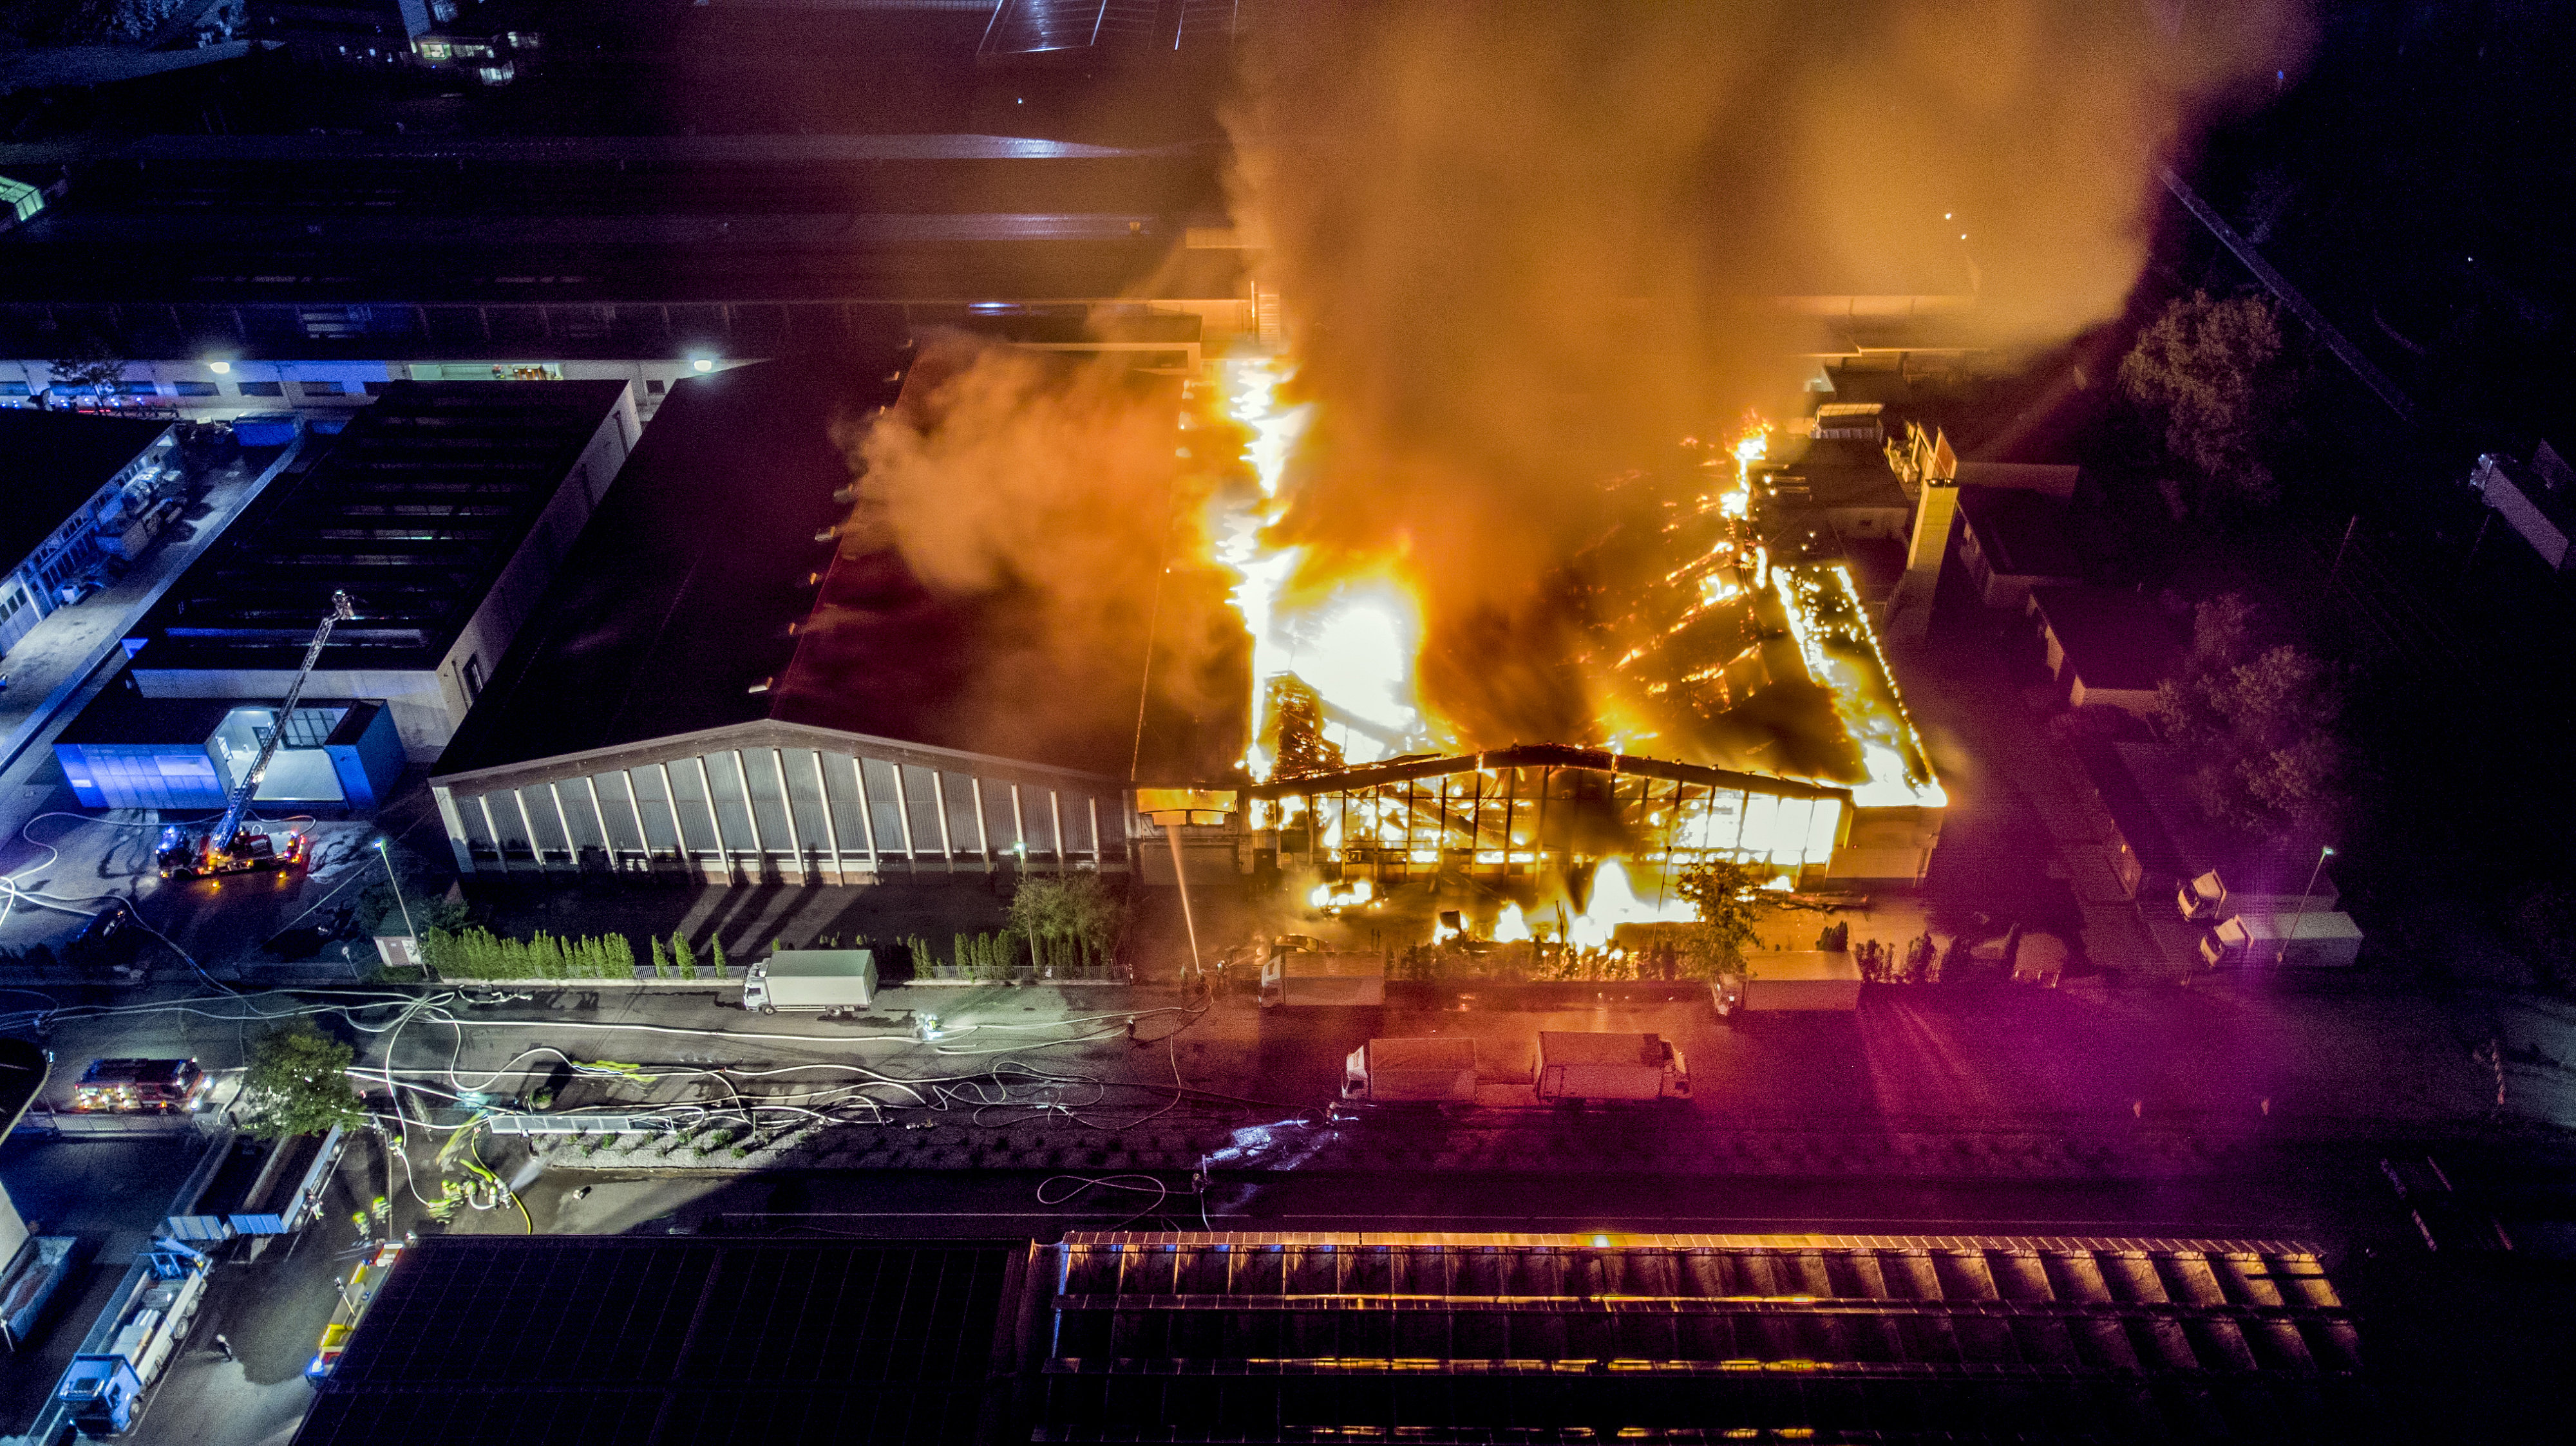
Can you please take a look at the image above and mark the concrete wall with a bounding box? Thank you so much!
[433,388,639,721]
[136,667,451,760]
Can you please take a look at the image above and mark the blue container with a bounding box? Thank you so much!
[231,412,301,447]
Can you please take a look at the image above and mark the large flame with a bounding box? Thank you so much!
[1219,357,1433,773]
[1565,859,1696,948]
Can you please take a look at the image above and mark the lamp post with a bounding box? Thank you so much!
[373,839,418,982]
[2277,845,2334,967]
[1014,843,1039,980]
[376,839,416,937]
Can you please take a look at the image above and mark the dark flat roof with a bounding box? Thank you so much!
[296,1236,1024,1446]
[0,409,169,567]
[429,362,878,776]
[305,1230,2368,1443]
[0,133,1238,310]
[1957,482,2083,580]
[433,350,1233,784]
[1765,439,1911,511]
[2031,585,2184,691]
[126,380,627,674]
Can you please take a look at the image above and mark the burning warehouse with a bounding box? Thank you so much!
[1194,362,1946,921]
[426,340,1942,900]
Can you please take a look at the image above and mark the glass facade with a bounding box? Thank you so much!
[1254,751,1847,888]
[435,729,1128,881]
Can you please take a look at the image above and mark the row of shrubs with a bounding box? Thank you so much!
[419,927,734,981]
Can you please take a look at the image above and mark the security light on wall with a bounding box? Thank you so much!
[208,361,231,374]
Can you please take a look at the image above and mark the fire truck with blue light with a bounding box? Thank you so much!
[153,591,353,880]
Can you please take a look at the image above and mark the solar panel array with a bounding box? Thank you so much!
[1033,1232,2371,1442]
[296,1230,2371,1444]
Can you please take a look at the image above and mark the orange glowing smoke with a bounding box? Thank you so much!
[1220,0,2309,769]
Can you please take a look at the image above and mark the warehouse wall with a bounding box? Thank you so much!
[433,734,1131,885]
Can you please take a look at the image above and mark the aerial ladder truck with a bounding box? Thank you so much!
[155,591,355,881]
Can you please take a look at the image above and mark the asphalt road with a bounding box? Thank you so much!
[7,971,2575,1443]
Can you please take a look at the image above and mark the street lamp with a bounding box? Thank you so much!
[2278,845,2334,967]
[376,839,415,938]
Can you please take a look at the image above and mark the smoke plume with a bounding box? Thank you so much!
[810,335,1245,778]
[1229,0,2309,748]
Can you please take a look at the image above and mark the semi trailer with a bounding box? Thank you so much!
[55,1238,211,1436]
[0,1236,79,1351]
[1710,952,1864,1017]
[1533,1032,1690,1103]
[2201,910,2364,970]
[2178,869,2336,923]
[1256,936,1387,1008]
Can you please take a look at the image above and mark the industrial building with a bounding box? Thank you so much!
[0,411,176,655]
[2027,586,2186,719]
[1954,482,2085,610]
[425,357,1177,883]
[117,379,638,760]
[294,1229,2371,1445]
[53,679,405,813]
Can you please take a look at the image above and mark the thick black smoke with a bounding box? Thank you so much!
[1229,0,2309,746]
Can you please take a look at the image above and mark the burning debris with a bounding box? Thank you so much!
[1211,350,1940,934]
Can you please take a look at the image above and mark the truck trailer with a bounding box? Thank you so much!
[1257,937,1387,1008]
[2177,869,2337,923]
[0,1236,79,1351]
[1533,1032,1690,1102]
[743,948,876,1013]
[55,1238,211,1436]
[1343,1037,1480,1103]
[1710,952,1864,1017]
[2201,910,2363,969]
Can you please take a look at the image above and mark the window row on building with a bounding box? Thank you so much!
[1251,751,1852,888]
[433,735,1131,884]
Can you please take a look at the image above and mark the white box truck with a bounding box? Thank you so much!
[1710,952,1864,1017]
[1343,1037,1480,1103]
[2200,911,2363,969]
[1257,937,1387,1008]
[743,948,877,1013]
[1533,1032,1690,1102]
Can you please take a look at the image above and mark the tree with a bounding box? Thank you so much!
[1672,858,1765,975]
[671,934,698,980]
[2154,594,2344,841]
[46,333,129,402]
[1008,873,1124,972]
[238,1021,367,1140]
[2119,292,2297,510]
